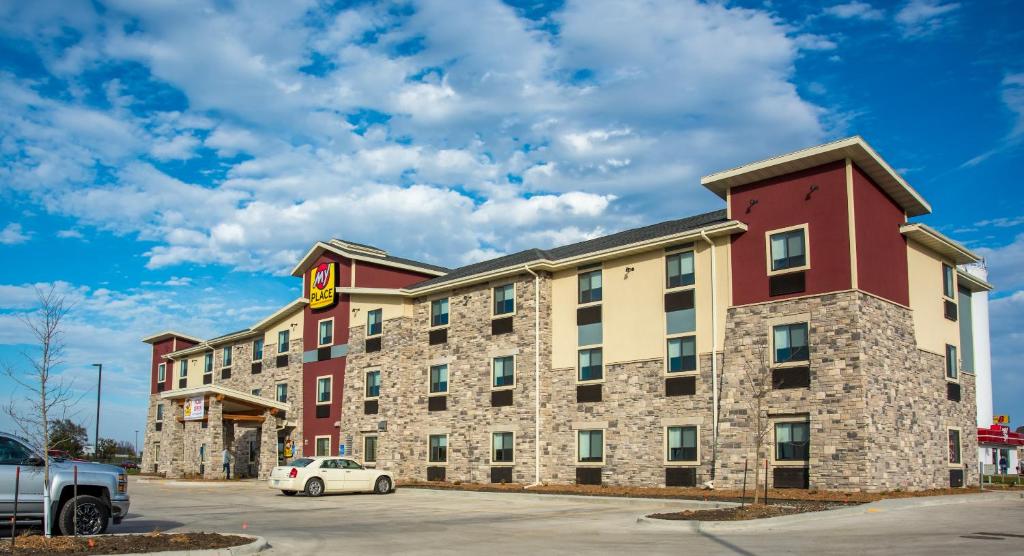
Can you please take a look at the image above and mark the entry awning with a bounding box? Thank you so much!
[159,384,289,413]
[978,425,1024,447]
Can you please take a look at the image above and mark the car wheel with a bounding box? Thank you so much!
[58,495,109,536]
[374,476,392,494]
[305,478,325,497]
[282,490,297,496]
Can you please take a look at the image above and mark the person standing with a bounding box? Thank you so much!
[222,447,232,479]
[999,455,1008,476]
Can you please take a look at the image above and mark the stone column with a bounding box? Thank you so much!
[207,396,225,479]
[259,410,279,479]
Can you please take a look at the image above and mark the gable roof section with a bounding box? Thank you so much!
[141,331,204,345]
[290,239,449,278]
[407,209,733,291]
[701,136,932,217]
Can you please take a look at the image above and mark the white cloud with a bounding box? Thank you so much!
[793,34,839,51]
[0,223,31,245]
[962,73,1024,168]
[989,290,1024,417]
[895,0,960,38]
[56,229,84,239]
[977,233,1024,292]
[823,2,885,21]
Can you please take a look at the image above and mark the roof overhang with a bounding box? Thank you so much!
[141,331,204,345]
[901,223,980,265]
[957,268,994,292]
[158,384,289,412]
[207,330,259,347]
[290,241,447,278]
[165,343,210,359]
[700,136,932,217]
[250,298,307,331]
[337,287,408,297]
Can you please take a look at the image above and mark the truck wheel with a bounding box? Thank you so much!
[58,495,110,536]
[305,478,324,497]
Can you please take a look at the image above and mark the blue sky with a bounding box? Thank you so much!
[0,0,1021,445]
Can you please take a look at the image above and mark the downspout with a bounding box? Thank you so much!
[523,264,542,487]
[699,229,720,483]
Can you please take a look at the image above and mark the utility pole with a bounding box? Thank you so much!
[92,363,102,458]
[134,430,139,459]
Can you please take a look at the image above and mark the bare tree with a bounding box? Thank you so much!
[2,285,77,536]
[739,337,774,505]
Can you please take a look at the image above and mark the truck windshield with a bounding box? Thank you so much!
[290,458,314,468]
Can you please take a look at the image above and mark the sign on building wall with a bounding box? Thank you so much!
[183,396,205,421]
[995,415,1011,425]
[309,262,337,309]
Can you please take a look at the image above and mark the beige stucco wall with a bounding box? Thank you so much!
[263,307,304,350]
[350,294,413,326]
[551,237,731,370]
[906,240,960,355]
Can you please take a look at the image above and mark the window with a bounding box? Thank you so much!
[276,383,288,403]
[431,298,449,327]
[775,421,810,462]
[251,388,262,397]
[278,330,290,353]
[773,323,809,364]
[365,370,381,398]
[948,429,962,465]
[319,319,334,347]
[0,437,34,465]
[493,356,515,388]
[317,376,332,404]
[249,440,257,463]
[667,337,697,373]
[577,430,603,463]
[667,426,698,462]
[578,270,602,303]
[367,309,383,336]
[769,228,807,272]
[492,432,514,464]
[364,436,378,463]
[179,359,188,378]
[222,346,232,366]
[157,363,166,383]
[429,434,448,463]
[429,364,448,394]
[578,348,603,382]
[315,437,331,457]
[493,284,515,315]
[204,352,213,374]
[946,344,958,381]
[252,338,264,360]
[942,264,955,299]
[666,251,695,288]
[156,404,164,422]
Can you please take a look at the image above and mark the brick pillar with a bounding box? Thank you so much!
[259,411,279,479]
[208,397,226,479]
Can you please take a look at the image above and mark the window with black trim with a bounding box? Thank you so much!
[775,421,810,461]
[494,284,515,315]
[431,298,449,327]
[578,270,602,303]
[156,403,164,422]
[367,309,383,336]
[769,229,807,272]
[493,356,515,388]
[316,376,332,404]
[364,435,378,463]
[667,336,696,373]
[578,348,603,382]
[204,352,213,374]
[666,426,698,462]
[179,359,188,378]
[365,370,381,398]
[278,330,290,353]
[948,429,961,465]
[492,432,514,463]
[773,323,809,364]
[429,434,448,463]
[222,346,232,366]
[946,344,958,381]
[666,251,695,288]
[276,383,288,403]
[942,264,955,299]
[577,429,603,463]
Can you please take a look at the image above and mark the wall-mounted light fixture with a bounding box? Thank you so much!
[624,266,635,279]
[746,199,759,214]
[806,184,819,200]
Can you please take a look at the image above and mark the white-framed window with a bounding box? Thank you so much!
[774,420,810,463]
[155,403,164,422]
[492,432,514,465]
[578,348,603,382]
[666,336,697,373]
[493,284,515,316]
[431,298,449,327]
[665,426,698,463]
[666,250,695,289]
[204,352,213,374]
[178,359,188,378]
[429,434,448,463]
[252,338,264,360]
[157,363,166,383]
[222,346,232,366]
[364,435,378,464]
[429,364,448,395]
[772,323,810,364]
[315,436,331,457]
[767,225,809,274]
[367,309,383,336]
[946,344,958,381]
[365,369,381,399]
[577,429,604,464]
[278,330,290,353]
[276,382,288,403]
[318,318,334,347]
[316,376,332,404]
[578,269,602,304]
[492,356,515,389]
[948,428,962,466]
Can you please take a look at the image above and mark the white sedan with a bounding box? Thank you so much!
[268,457,395,497]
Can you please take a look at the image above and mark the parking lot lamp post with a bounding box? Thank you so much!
[92,363,102,458]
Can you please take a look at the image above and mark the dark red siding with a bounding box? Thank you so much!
[729,161,852,306]
[150,337,197,394]
[852,164,910,306]
[354,260,435,288]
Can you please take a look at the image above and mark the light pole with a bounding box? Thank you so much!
[134,430,139,459]
[92,363,102,459]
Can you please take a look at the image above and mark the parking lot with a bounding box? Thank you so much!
[118,477,1024,555]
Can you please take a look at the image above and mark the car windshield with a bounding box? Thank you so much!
[289,458,314,468]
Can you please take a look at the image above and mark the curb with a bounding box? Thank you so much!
[119,535,268,556]
[635,491,1023,532]
[405,485,738,508]
[136,479,262,487]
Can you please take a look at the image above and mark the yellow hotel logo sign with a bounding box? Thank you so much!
[309,262,337,309]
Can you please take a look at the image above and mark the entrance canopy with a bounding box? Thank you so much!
[978,425,1024,448]
[160,384,289,419]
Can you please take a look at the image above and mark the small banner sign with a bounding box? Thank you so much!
[183,396,205,421]
[994,415,1011,425]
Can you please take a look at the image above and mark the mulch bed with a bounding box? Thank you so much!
[399,480,982,504]
[648,502,835,521]
[0,532,251,555]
